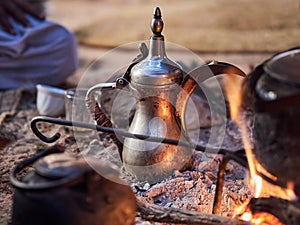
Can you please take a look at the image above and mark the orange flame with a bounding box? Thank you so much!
[222,75,260,195]
[222,74,297,223]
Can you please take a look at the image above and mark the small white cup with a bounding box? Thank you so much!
[36,84,65,117]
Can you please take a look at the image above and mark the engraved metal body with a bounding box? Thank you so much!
[85,7,246,184]
[122,8,192,183]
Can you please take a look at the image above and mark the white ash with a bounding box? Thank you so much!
[132,151,250,218]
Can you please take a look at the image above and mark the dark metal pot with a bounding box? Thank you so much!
[10,147,136,225]
[241,47,300,187]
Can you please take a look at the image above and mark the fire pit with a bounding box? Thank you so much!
[3,5,300,225]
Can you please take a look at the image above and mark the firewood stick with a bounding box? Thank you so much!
[137,198,247,225]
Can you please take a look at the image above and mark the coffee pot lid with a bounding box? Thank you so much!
[130,7,183,86]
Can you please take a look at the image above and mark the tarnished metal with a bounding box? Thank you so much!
[130,7,183,87]
[241,47,300,191]
[30,116,246,159]
[121,8,190,183]
[242,47,300,113]
[121,7,246,184]
[264,48,300,86]
[10,148,136,225]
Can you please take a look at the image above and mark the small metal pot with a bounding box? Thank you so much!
[241,47,300,187]
[10,147,136,225]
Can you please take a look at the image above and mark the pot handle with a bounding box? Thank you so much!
[85,82,117,128]
[176,61,246,133]
[84,43,149,156]
[85,82,124,158]
[10,146,86,190]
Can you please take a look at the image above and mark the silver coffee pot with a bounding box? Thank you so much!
[86,7,245,183]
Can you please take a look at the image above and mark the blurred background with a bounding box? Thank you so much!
[45,0,300,83]
[47,0,299,51]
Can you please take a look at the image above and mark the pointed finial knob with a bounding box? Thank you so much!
[151,7,164,36]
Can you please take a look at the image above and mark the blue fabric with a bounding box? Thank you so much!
[0,16,78,89]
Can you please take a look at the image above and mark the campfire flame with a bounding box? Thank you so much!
[222,75,297,224]
[222,75,260,196]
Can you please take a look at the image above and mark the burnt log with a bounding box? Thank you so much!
[248,197,300,225]
[137,198,246,225]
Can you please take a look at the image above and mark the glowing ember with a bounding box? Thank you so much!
[241,212,252,221]
[240,211,284,225]
[235,198,285,225]
[252,212,284,225]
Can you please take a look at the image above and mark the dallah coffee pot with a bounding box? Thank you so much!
[86,7,245,183]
